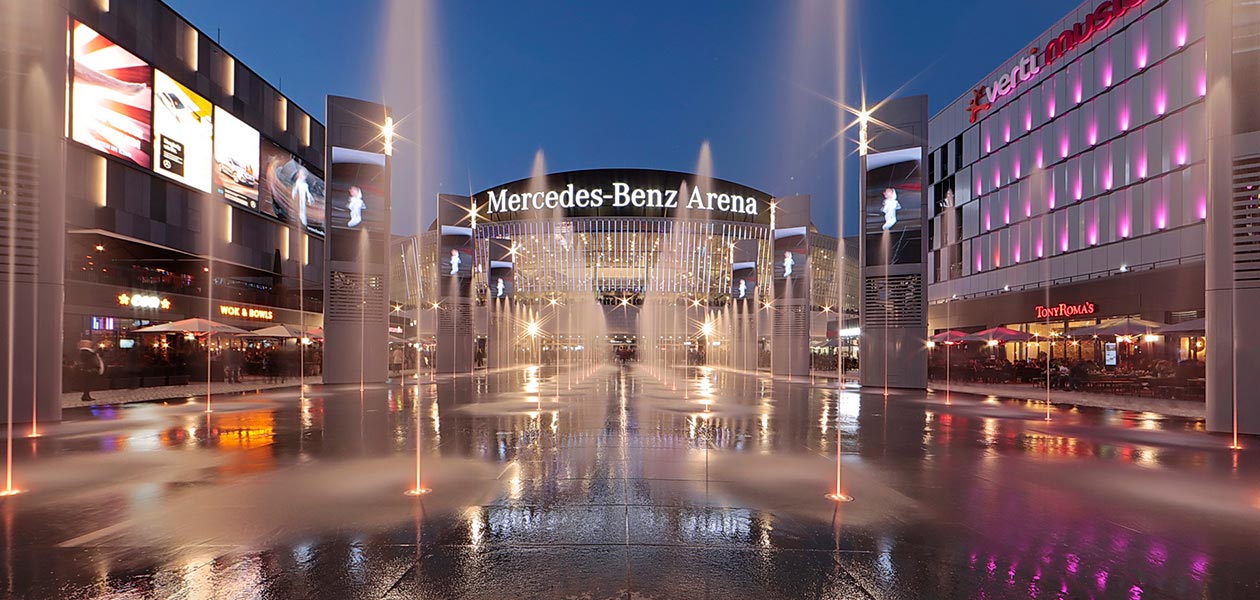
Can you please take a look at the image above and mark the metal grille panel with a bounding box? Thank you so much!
[1233,155,1260,285]
[863,274,923,328]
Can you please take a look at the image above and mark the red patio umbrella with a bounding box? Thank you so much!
[930,330,969,344]
[961,326,1035,343]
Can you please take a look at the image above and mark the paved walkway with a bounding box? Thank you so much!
[13,364,1257,599]
[62,376,322,409]
[933,380,1206,418]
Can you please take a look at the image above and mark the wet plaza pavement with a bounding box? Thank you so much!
[1,364,1258,599]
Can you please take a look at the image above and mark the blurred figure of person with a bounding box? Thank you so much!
[881,187,902,230]
[346,186,366,228]
[77,341,105,402]
[293,168,313,227]
[391,346,404,373]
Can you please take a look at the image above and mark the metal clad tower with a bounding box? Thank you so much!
[771,195,811,377]
[1205,0,1260,434]
[859,96,929,390]
[436,194,476,375]
[323,96,392,385]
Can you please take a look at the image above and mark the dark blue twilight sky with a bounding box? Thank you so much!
[165,0,1072,236]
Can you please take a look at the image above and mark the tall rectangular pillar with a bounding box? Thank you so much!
[1205,0,1260,434]
[436,194,475,375]
[859,95,929,390]
[487,238,514,371]
[730,239,760,371]
[322,97,392,385]
[772,195,810,377]
[0,0,66,424]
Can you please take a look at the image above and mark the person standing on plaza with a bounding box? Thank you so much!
[77,341,105,402]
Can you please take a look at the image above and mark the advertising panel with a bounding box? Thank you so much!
[488,238,514,298]
[773,227,808,279]
[152,70,212,191]
[260,139,326,235]
[864,148,924,267]
[213,108,260,209]
[71,21,152,168]
[439,227,475,279]
[489,261,514,298]
[329,147,387,231]
[730,261,757,302]
[328,146,388,263]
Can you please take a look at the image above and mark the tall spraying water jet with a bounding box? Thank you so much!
[831,0,853,503]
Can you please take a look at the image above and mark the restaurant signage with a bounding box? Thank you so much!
[118,293,170,310]
[1035,301,1097,319]
[219,304,274,321]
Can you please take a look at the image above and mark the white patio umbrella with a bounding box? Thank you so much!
[1091,317,1165,337]
[245,324,307,338]
[1155,318,1205,335]
[133,317,248,335]
[961,327,1035,343]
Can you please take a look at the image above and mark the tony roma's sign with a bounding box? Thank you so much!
[474,169,771,226]
[1035,301,1097,319]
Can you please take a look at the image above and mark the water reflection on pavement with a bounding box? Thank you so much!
[0,364,1257,599]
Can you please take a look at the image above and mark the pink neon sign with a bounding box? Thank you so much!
[966,0,1146,123]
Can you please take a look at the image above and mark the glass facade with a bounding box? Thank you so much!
[928,0,1207,304]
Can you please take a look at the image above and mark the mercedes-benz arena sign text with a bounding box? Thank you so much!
[475,169,771,226]
[967,0,1145,123]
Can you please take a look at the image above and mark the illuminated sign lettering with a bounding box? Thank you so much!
[1035,302,1097,319]
[219,304,274,321]
[967,0,1145,123]
[118,293,171,310]
[485,183,760,218]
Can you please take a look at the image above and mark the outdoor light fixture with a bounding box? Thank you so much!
[382,116,394,156]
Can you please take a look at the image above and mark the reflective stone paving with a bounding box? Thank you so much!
[1,365,1257,599]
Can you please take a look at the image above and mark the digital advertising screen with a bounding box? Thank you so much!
[489,261,514,299]
[71,21,152,168]
[730,261,757,302]
[439,227,474,279]
[329,147,387,232]
[152,70,212,191]
[213,108,260,209]
[773,228,808,279]
[864,148,924,267]
[261,139,326,235]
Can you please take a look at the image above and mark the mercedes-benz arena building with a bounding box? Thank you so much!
[925,0,1260,431]
[391,169,856,365]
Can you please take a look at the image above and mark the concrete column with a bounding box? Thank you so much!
[322,97,392,385]
[1205,0,1260,434]
[435,194,475,375]
[859,95,929,390]
[487,239,513,371]
[772,195,811,377]
[0,0,66,423]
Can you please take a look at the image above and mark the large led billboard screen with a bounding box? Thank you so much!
[213,108,260,209]
[328,146,388,263]
[864,148,924,267]
[70,21,152,168]
[261,139,326,235]
[152,70,213,191]
[329,147,387,232]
